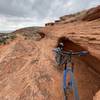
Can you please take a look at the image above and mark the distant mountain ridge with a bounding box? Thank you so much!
[0,30,13,33]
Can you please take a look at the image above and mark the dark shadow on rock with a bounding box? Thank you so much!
[55,36,100,75]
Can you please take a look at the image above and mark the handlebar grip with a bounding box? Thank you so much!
[52,48,59,52]
[79,51,89,56]
[52,48,61,54]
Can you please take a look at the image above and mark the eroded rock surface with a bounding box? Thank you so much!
[0,5,100,100]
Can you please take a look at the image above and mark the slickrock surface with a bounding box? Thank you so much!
[42,5,100,100]
[0,5,100,100]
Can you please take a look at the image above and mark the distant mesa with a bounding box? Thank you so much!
[45,22,54,26]
[55,20,61,23]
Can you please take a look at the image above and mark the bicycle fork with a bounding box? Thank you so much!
[63,65,80,100]
[63,66,67,100]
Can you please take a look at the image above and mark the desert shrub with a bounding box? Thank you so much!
[10,35,16,40]
[0,38,7,45]
[24,37,27,40]
[0,34,16,45]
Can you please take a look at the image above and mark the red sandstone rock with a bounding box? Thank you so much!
[0,5,100,100]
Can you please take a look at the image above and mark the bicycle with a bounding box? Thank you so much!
[53,43,88,100]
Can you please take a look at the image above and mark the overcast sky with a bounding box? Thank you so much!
[0,0,100,32]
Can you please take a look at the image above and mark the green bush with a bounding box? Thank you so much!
[10,35,16,40]
[0,34,16,45]
[0,38,7,45]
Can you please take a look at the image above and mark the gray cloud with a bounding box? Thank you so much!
[0,0,100,31]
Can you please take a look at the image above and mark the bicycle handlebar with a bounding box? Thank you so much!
[53,48,89,56]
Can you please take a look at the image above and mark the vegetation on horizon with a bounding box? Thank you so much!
[0,33,16,45]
